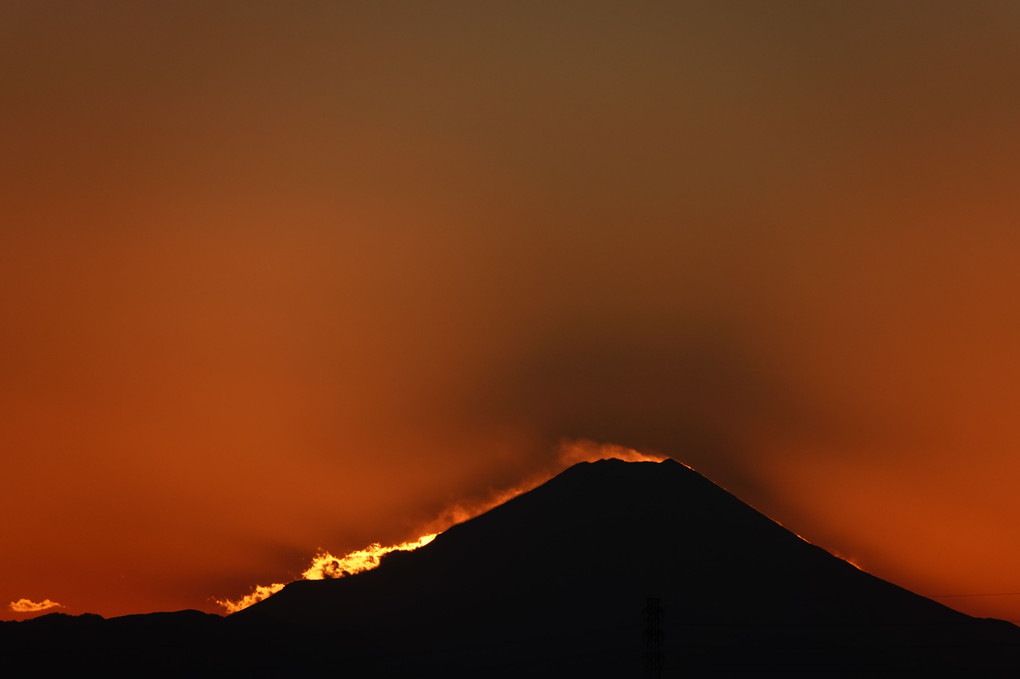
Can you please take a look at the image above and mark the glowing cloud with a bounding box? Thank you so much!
[301,533,438,580]
[214,584,285,615]
[10,598,62,613]
[217,440,666,613]
[556,439,668,467]
[215,534,440,613]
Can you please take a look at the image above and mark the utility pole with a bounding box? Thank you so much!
[643,596,664,678]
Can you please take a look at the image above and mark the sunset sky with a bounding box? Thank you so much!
[4,1,1020,622]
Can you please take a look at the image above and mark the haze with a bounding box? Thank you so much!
[3,2,1020,621]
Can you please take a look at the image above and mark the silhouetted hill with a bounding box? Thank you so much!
[4,460,1020,676]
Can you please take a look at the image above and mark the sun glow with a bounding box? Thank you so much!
[216,440,666,613]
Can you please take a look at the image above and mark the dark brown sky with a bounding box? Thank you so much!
[4,1,1020,620]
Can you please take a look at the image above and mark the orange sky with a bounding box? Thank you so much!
[4,2,1020,622]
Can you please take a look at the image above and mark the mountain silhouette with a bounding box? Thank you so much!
[233,459,1020,675]
[4,459,1020,676]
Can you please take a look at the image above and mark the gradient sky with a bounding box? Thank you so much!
[4,1,1020,621]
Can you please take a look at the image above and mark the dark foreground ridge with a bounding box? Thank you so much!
[4,459,1020,676]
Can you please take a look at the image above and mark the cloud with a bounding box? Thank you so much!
[9,598,62,613]
[214,584,285,615]
[300,534,438,581]
[215,534,441,613]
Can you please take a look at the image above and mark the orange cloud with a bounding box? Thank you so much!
[214,584,285,615]
[556,439,667,466]
[215,534,440,613]
[10,598,62,613]
[301,534,438,581]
